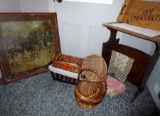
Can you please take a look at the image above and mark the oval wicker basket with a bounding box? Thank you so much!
[74,54,108,109]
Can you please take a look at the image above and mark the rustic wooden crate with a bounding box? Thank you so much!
[117,0,160,31]
[52,53,84,73]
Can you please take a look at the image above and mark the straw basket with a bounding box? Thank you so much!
[74,54,108,109]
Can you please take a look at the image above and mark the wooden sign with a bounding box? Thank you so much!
[117,0,160,31]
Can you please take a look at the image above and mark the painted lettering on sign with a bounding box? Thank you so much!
[128,5,160,21]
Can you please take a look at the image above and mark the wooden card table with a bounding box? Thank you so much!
[102,22,160,102]
[102,0,160,102]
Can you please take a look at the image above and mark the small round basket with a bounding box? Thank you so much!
[74,54,108,109]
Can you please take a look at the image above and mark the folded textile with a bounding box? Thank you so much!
[106,75,127,96]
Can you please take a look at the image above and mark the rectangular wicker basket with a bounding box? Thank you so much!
[48,65,78,85]
[52,53,84,73]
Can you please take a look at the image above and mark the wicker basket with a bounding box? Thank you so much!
[74,54,108,109]
[52,53,84,73]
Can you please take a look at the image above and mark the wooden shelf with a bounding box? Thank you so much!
[102,22,160,43]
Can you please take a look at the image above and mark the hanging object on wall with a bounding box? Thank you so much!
[54,0,62,3]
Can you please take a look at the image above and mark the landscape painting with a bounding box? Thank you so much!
[0,13,61,83]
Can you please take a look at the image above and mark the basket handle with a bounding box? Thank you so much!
[78,68,107,82]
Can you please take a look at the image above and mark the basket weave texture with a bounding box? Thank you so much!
[74,54,108,109]
[52,53,84,73]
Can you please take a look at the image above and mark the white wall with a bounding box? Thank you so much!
[0,0,21,12]
[120,34,156,55]
[20,0,55,12]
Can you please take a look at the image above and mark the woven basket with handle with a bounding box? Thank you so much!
[74,54,108,109]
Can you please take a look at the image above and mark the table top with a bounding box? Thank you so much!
[102,22,160,43]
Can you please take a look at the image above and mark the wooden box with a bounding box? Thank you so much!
[52,53,84,73]
[117,0,160,31]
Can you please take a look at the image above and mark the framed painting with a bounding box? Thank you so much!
[0,13,61,83]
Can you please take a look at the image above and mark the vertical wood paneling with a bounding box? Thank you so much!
[61,22,81,51]
[87,26,109,55]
